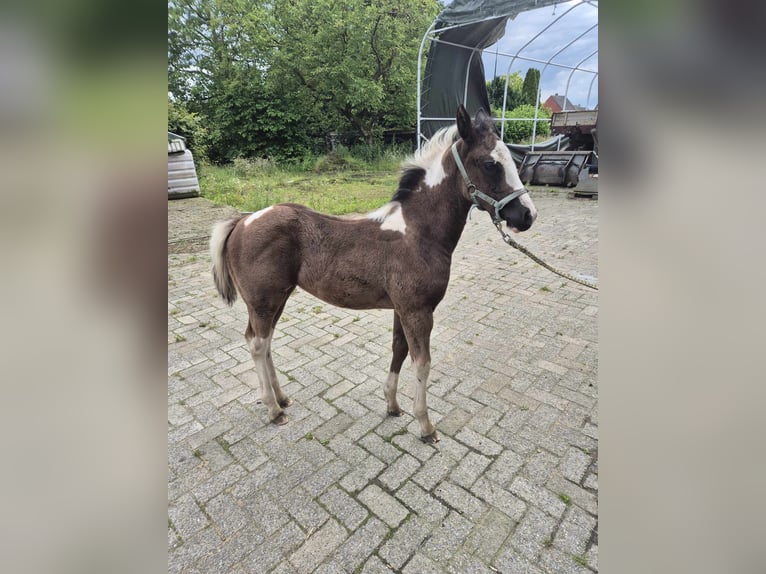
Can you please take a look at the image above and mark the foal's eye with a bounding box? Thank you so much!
[483,160,501,173]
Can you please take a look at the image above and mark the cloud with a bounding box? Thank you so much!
[480,0,598,108]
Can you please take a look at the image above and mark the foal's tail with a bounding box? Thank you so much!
[210,218,240,306]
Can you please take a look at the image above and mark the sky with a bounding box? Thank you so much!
[480,0,598,109]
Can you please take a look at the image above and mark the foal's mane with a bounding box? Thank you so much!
[392,125,458,203]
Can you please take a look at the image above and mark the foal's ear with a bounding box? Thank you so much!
[456,104,474,142]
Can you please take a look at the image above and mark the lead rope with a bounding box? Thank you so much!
[493,222,599,290]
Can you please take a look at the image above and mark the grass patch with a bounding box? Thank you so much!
[198,157,402,215]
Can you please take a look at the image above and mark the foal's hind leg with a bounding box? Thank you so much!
[384,312,409,417]
[245,306,288,425]
[266,297,293,409]
[398,310,439,443]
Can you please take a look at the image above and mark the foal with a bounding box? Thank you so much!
[210,106,537,443]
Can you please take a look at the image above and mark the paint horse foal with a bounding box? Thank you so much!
[210,106,537,443]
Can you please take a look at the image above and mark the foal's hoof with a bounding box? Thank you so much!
[420,431,440,444]
[271,413,289,426]
[279,397,294,408]
[387,408,404,417]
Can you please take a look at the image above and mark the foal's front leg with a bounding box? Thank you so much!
[398,310,439,444]
[384,312,409,417]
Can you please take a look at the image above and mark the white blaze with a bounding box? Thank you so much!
[491,141,537,219]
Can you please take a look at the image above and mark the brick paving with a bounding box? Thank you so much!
[168,189,598,573]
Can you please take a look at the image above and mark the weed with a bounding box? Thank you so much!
[466,340,474,346]
[312,305,323,314]
[305,432,315,441]
[320,438,330,446]
[215,436,232,454]
[558,492,572,505]
[170,308,180,316]
[540,286,552,292]
[192,448,203,458]
[520,405,529,411]
[573,554,588,567]
[352,316,360,322]
[199,322,209,328]
[174,334,187,343]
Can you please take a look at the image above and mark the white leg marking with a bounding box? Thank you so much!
[413,361,435,437]
[492,141,537,219]
[244,206,274,226]
[248,332,282,419]
[384,372,401,413]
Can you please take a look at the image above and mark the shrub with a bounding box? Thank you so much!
[168,99,210,159]
[502,104,552,143]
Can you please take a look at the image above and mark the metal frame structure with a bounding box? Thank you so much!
[416,0,598,152]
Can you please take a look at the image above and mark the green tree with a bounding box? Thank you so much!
[268,0,439,144]
[521,68,541,107]
[168,99,210,159]
[486,73,523,115]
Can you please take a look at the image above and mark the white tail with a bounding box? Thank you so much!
[209,218,239,306]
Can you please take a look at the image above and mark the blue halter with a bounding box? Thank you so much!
[451,142,529,225]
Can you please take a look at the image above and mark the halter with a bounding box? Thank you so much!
[451,141,529,225]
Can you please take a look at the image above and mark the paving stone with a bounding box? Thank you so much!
[240,521,304,572]
[378,453,421,490]
[358,484,410,528]
[538,547,592,574]
[560,447,592,484]
[394,481,450,524]
[203,492,250,539]
[454,427,503,456]
[361,555,396,574]
[287,518,348,574]
[168,493,209,539]
[449,451,492,489]
[509,476,566,519]
[379,516,433,570]
[421,510,473,564]
[279,486,330,531]
[400,553,444,574]
[492,548,545,574]
[510,506,558,561]
[331,517,388,572]
[433,480,487,521]
[553,505,596,555]
[319,485,369,530]
[522,450,560,485]
[472,476,527,521]
[462,507,515,558]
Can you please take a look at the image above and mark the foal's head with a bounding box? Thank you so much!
[454,105,537,232]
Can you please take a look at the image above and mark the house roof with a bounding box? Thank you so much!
[546,94,585,111]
